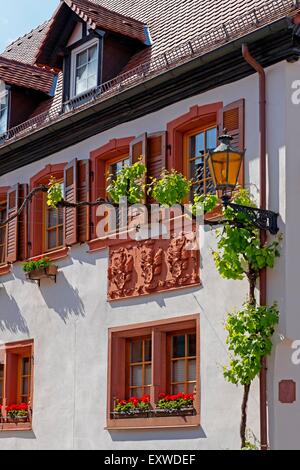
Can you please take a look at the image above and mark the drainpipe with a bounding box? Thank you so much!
[242,44,268,451]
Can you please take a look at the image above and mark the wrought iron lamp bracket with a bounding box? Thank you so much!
[224,200,279,235]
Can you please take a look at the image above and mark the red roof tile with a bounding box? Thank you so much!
[0,56,56,94]
[1,21,51,65]
[65,0,148,43]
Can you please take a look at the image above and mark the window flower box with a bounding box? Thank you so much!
[112,395,151,419]
[5,404,30,423]
[112,393,196,420]
[23,257,58,286]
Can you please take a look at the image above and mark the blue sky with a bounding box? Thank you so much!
[0,0,59,52]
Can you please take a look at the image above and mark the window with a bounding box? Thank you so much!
[71,41,99,97]
[0,87,9,136]
[0,201,6,265]
[108,315,200,429]
[127,337,152,398]
[0,340,33,431]
[107,156,130,184]
[18,356,32,404]
[44,183,64,253]
[169,333,196,395]
[184,126,217,196]
[0,363,4,404]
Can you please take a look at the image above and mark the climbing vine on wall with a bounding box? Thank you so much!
[204,188,281,449]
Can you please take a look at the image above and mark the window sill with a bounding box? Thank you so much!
[106,414,200,430]
[0,421,32,432]
[28,246,69,262]
[0,264,11,276]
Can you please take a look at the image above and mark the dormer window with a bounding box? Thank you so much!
[71,40,99,98]
[0,86,9,136]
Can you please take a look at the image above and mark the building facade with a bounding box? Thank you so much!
[0,0,299,450]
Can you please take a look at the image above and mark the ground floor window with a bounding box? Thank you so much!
[108,315,200,429]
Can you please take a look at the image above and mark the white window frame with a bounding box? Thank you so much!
[0,85,9,136]
[70,38,99,98]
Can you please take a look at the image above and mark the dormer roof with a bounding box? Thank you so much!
[0,56,56,95]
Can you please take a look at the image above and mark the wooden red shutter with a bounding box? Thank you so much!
[18,184,29,261]
[147,131,167,181]
[77,159,90,243]
[64,159,78,246]
[130,133,147,166]
[218,99,245,185]
[6,185,19,264]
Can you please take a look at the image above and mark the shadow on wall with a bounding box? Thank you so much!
[109,427,207,442]
[39,272,85,323]
[0,289,29,334]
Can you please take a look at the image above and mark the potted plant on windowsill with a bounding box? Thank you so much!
[155,392,196,417]
[112,395,151,419]
[23,256,58,285]
[6,404,30,423]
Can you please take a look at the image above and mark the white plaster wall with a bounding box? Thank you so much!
[266,60,300,450]
[0,66,277,450]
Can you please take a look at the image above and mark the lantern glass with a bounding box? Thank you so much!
[208,150,243,191]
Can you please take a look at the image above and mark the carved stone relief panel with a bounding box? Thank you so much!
[108,232,200,300]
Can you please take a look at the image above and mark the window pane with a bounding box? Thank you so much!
[194,158,204,183]
[47,230,57,250]
[144,339,152,362]
[195,133,205,157]
[0,89,8,135]
[87,75,97,90]
[58,226,64,247]
[76,50,88,68]
[172,335,185,358]
[88,45,97,62]
[172,384,185,394]
[188,383,196,394]
[172,360,185,383]
[131,340,143,363]
[22,358,30,375]
[21,377,29,396]
[145,365,152,386]
[206,128,217,150]
[0,363,3,378]
[131,365,143,387]
[188,334,196,357]
[48,208,57,228]
[130,388,143,398]
[188,359,196,381]
[88,58,97,75]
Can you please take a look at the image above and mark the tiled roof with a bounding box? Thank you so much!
[88,0,270,63]
[64,0,148,43]
[1,21,51,65]
[0,56,56,94]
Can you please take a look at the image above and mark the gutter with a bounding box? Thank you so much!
[242,44,268,451]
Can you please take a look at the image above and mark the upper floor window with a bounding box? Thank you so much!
[0,201,6,265]
[71,40,99,98]
[0,87,9,136]
[44,183,64,253]
[184,126,217,196]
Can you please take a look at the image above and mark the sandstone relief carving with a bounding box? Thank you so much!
[108,232,200,300]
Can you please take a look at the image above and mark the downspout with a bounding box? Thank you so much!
[242,44,268,451]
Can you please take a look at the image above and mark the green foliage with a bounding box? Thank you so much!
[192,193,218,216]
[212,188,281,280]
[23,256,51,273]
[149,169,191,206]
[47,177,63,209]
[107,160,147,204]
[223,302,279,386]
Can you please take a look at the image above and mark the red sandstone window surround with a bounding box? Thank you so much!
[0,340,33,432]
[107,315,200,430]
